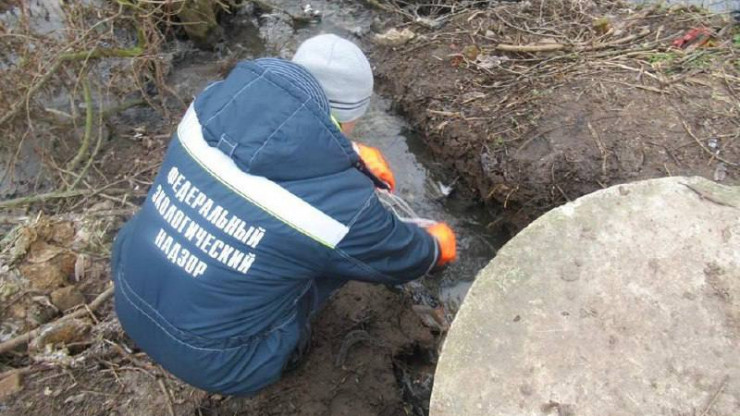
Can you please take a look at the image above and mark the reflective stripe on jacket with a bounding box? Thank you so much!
[112,58,437,395]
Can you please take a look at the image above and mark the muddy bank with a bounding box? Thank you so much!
[0,2,472,415]
[370,0,740,227]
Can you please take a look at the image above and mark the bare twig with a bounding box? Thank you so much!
[681,120,738,167]
[495,29,650,53]
[681,183,738,209]
[68,89,106,191]
[495,43,567,53]
[0,365,53,381]
[604,80,666,94]
[0,285,114,355]
[59,46,144,61]
[158,377,177,416]
[579,28,651,51]
[0,60,63,128]
[0,190,91,209]
[0,46,144,129]
[587,122,609,177]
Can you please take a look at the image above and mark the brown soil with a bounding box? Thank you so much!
[1,268,436,416]
[371,0,740,229]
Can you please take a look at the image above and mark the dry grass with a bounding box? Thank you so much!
[0,1,188,212]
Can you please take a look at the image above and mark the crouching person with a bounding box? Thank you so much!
[111,34,456,396]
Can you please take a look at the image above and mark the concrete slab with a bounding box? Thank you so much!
[431,177,740,416]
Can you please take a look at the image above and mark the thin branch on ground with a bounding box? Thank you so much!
[68,85,106,191]
[0,190,91,209]
[681,119,738,167]
[0,285,114,355]
[66,79,94,172]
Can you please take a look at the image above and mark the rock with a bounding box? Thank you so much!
[18,263,66,291]
[0,372,23,399]
[26,296,59,327]
[18,245,76,291]
[0,0,67,39]
[31,318,92,350]
[431,177,740,416]
[25,240,66,264]
[50,287,86,311]
[373,28,416,46]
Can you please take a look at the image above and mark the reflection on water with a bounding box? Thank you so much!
[354,97,503,313]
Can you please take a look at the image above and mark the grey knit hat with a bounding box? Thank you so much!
[292,34,373,123]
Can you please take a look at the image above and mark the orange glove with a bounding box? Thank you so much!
[426,222,457,267]
[354,142,396,192]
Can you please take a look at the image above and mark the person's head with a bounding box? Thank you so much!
[292,34,373,135]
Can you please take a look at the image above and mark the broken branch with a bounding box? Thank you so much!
[66,80,94,172]
[495,29,650,54]
[0,286,114,355]
[0,190,90,209]
[495,43,566,52]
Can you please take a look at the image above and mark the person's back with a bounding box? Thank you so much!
[112,37,455,396]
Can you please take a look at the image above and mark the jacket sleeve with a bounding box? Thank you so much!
[324,193,439,285]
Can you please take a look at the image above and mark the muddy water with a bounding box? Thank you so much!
[267,0,502,312]
[353,98,502,313]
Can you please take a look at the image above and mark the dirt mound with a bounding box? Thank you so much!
[0,217,113,343]
[371,0,740,228]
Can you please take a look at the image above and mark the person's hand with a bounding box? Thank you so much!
[354,142,396,192]
[425,222,457,267]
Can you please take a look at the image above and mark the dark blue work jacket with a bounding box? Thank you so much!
[112,59,437,395]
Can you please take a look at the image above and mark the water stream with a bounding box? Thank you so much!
[268,0,503,313]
